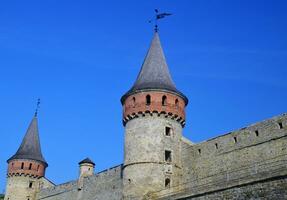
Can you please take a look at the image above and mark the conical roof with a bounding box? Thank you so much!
[7,117,47,166]
[121,32,188,104]
[79,157,95,166]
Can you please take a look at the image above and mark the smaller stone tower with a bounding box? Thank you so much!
[4,116,48,200]
[78,158,95,178]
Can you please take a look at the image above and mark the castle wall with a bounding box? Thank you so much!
[177,176,287,200]
[153,113,287,199]
[37,165,123,200]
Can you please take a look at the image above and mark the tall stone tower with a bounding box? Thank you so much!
[4,116,48,200]
[121,32,188,199]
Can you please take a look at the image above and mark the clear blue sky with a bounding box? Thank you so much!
[1,0,287,192]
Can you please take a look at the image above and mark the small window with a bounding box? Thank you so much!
[215,143,218,149]
[165,150,172,162]
[37,165,40,171]
[165,178,171,188]
[278,122,283,129]
[198,149,201,154]
[175,99,179,108]
[12,163,14,168]
[146,95,151,105]
[165,127,172,136]
[162,95,167,106]
[132,97,136,107]
[29,182,33,188]
[21,162,24,169]
[29,163,32,170]
[233,137,237,143]
[255,130,259,137]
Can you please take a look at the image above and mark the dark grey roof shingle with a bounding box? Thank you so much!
[79,158,95,166]
[121,32,188,104]
[7,117,47,166]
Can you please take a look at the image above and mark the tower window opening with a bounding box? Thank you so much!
[21,162,24,169]
[215,143,218,149]
[29,181,33,188]
[255,130,259,137]
[165,178,171,188]
[146,95,151,105]
[29,163,32,170]
[12,163,14,168]
[198,149,201,154]
[175,99,179,108]
[233,137,237,143]
[132,97,136,107]
[278,122,283,129]
[165,150,172,162]
[162,95,167,106]
[37,165,40,171]
[165,127,172,136]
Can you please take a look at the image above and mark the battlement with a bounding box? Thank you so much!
[122,91,186,126]
[191,113,287,158]
[38,164,123,200]
[7,159,46,178]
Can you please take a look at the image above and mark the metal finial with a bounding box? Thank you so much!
[149,9,172,33]
[34,98,40,117]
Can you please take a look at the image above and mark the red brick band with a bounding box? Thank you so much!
[123,91,186,126]
[7,159,46,178]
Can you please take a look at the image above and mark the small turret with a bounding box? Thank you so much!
[78,158,95,177]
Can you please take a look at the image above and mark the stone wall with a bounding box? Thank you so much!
[123,116,183,199]
[177,176,287,200]
[152,113,287,199]
[37,164,123,200]
[4,175,43,200]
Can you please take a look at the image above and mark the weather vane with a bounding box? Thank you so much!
[34,98,41,117]
[149,9,172,32]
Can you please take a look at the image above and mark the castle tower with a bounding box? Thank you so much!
[121,32,188,199]
[4,116,48,200]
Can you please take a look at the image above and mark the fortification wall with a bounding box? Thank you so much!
[177,176,287,200]
[153,113,287,199]
[37,165,123,200]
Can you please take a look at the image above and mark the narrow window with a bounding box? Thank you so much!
[175,99,179,108]
[21,162,24,169]
[215,143,218,149]
[162,95,167,106]
[146,95,151,105]
[29,182,33,188]
[12,163,14,168]
[165,150,172,162]
[132,97,136,107]
[29,163,32,170]
[37,165,40,171]
[165,127,172,136]
[198,149,201,154]
[278,122,283,129]
[165,178,171,188]
[233,137,237,143]
[255,130,259,137]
